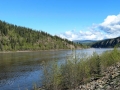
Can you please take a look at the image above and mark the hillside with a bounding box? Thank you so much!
[91,37,120,48]
[73,40,98,48]
[73,40,97,44]
[73,40,98,45]
[0,20,82,51]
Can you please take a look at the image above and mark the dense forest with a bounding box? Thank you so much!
[91,37,120,48]
[0,20,82,51]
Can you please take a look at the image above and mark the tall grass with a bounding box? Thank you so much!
[38,48,120,90]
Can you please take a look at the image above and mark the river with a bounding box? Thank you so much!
[0,48,113,90]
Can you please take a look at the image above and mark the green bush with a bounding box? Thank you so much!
[38,48,120,90]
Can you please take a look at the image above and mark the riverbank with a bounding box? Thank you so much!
[0,50,32,53]
[0,48,83,53]
[74,62,120,90]
[35,48,120,90]
[37,62,120,90]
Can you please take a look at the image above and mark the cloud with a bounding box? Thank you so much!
[58,14,120,41]
[99,14,120,34]
[59,30,79,41]
[59,29,105,41]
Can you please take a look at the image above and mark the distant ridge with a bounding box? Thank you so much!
[91,37,120,48]
[73,40,98,44]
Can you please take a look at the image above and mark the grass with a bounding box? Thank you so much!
[35,48,120,90]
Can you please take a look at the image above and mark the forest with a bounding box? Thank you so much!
[0,20,82,51]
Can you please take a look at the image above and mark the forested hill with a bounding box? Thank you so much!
[0,20,82,51]
[91,37,120,48]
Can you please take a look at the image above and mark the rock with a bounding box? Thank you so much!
[73,62,120,90]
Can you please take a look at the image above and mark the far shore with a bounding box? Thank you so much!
[0,48,83,53]
[0,50,33,53]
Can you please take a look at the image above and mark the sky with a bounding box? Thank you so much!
[0,0,120,41]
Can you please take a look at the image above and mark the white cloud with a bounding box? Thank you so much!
[99,14,120,34]
[58,14,120,41]
[59,29,105,41]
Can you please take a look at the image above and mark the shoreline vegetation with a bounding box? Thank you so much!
[34,48,120,90]
[0,48,83,53]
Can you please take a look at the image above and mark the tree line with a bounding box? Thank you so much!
[0,20,82,51]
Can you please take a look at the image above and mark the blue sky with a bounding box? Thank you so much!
[0,0,120,40]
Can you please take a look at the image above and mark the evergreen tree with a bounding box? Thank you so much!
[0,20,82,51]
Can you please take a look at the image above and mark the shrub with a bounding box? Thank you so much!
[38,48,120,90]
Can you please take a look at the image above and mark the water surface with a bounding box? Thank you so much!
[0,48,113,90]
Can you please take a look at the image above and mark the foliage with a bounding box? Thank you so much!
[39,48,120,90]
[0,20,82,51]
[100,47,120,69]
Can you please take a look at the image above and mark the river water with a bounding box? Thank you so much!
[0,48,113,90]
